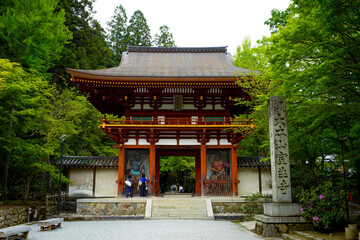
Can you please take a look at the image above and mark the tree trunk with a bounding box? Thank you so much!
[24,168,36,202]
[3,155,9,198]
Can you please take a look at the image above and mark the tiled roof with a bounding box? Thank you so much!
[60,155,269,168]
[66,46,255,78]
[237,157,269,168]
[60,156,118,168]
[127,46,227,53]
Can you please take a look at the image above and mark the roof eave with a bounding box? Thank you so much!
[66,68,252,82]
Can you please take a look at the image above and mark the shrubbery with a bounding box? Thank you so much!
[298,182,345,231]
[241,192,271,215]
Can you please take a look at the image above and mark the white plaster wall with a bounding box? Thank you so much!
[182,104,196,110]
[179,139,200,145]
[157,139,177,145]
[237,168,259,197]
[237,167,273,196]
[158,104,173,110]
[126,138,231,146]
[261,167,272,195]
[214,104,224,110]
[68,168,93,197]
[95,168,118,197]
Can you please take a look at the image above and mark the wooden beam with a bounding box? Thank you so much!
[149,143,156,196]
[117,146,125,196]
[92,167,96,197]
[231,146,238,196]
[200,143,207,196]
[195,155,201,195]
[258,167,262,194]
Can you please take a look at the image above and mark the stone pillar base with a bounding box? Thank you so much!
[254,214,312,237]
[264,203,301,217]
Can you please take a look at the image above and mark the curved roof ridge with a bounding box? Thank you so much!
[66,46,256,78]
[127,46,228,53]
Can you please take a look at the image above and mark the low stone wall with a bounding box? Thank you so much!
[211,198,264,214]
[77,199,146,216]
[255,221,313,237]
[212,201,244,213]
[0,205,57,228]
[0,207,27,228]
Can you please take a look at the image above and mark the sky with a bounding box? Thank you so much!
[92,0,291,56]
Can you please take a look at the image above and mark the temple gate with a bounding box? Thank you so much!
[67,46,254,196]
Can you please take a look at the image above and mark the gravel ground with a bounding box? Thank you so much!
[28,220,263,240]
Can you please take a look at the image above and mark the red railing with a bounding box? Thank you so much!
[100,117,254,128]
[205,175,233,196]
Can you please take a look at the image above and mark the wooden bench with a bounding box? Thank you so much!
[38,218,63,231]
[0,224,31,240]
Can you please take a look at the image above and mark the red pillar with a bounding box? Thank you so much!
[231,146,238,196]
[200,143,207,196]
[155,154,160,194]
[195,155,201,195]
[149,143,156,196]
[117,146,125,196]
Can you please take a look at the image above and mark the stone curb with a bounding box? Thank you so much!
[294,231,324,240]
[64,215,145,221]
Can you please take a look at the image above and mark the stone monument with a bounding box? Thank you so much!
[254,96,310,237]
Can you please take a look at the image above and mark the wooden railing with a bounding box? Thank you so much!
[46,192,66,206]
[100,117,254,128]
[204,175,233,196]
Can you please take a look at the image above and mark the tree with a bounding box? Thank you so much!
[153,25,176,47]
[106,4,129,66]
[127,10,152,47]
[254,0,360,198]
[160,156,195,193]
[0,0,72,75]
[231,38,271,158]
[52,0,113,86]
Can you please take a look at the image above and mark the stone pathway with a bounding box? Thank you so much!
[28,220,263,240]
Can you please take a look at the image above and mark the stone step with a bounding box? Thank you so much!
[152,201,205,207]
[152,211,207,218]
[153,206,205,211]
[152,208,206,214]
[162,194,193,198]
[151,216,210,220]
[149,198,211,219]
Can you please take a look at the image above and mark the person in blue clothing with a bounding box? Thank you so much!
[125,175,133,198]
[139,173,147,198]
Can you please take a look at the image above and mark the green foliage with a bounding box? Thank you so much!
[235,0,360,200]
[232,38,271,156]
[0,0,72,74]
[53,0,112,86]
[160,156,195,193]
[0,58,116,200]
[127,10,152,47]
[241,192,271,215]
[106,4,128,66]
[153,25,176,47]
[298,182,345,231]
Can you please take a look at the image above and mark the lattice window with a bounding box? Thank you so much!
[173,95,183,111]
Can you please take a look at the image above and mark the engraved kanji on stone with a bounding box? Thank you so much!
[275,124,287,137]
[278,166,288,178]
[276,151,288,165]
[275,138,287,150]
[274,99,286,115]
[278,179,290,194]
[274,116,287,127]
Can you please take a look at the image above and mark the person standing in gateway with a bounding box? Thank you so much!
[125,175,133,198]
[140,173,147,198]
